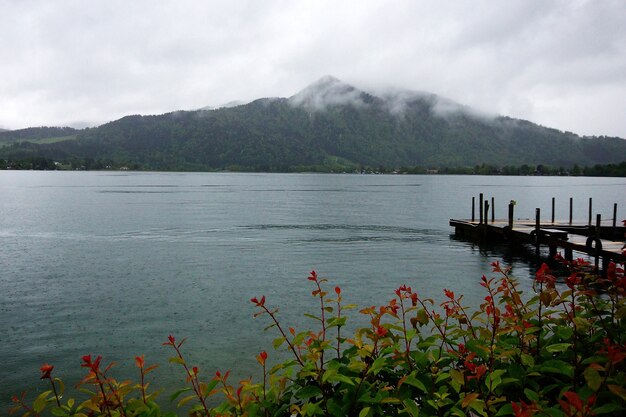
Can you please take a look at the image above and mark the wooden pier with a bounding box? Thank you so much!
[450,195,626,270]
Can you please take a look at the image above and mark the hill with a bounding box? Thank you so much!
[1,77,625,171]
[0,127,79,148]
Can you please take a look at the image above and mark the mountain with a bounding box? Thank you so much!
[1,77,625,171]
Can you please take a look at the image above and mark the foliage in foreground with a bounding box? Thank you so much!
[10,257,626,417]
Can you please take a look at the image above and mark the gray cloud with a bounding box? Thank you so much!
[0,0,625,138]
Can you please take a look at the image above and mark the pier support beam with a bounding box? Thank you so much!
[471,197,475,222]
[549,245,557,258]
[594,214,601,269]
[613,203,618,239]
[484,201,490,225]
[535,208,541,260]
[564,248,573,261]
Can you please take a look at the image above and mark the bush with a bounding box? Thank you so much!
[9,257,626,417]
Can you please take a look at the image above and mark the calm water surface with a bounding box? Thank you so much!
[1,171,624,406]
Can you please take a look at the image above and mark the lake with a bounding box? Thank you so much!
[1,171,624,407]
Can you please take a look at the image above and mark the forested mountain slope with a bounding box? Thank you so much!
[2,77,625,170]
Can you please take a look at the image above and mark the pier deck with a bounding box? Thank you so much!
[449,218,626,264]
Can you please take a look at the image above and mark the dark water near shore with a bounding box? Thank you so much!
[1,171,624,407]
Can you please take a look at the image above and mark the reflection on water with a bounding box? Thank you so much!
[1,171,624,407]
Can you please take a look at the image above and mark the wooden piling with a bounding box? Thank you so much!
[471,197,475,222]
[551,197,555,224]
[508,201,514,229]
[569,197,573,225]
[479,193,484,224]
[484,201,490,225]
[535,208,541,259]
[491,197,495,223]
[594,214,601,269]
[613,203,618,238]
[588,198,593,226]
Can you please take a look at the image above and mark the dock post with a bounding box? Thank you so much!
[549,245,557,258]
[535,208,541,259]
[479,193,484,224]
[508,202,514,229]
[588,198,593,226]
[491,197,495,223]
[564,248,573,261]
[484,201,490,226]
[613,203,618,238]
[595,214,601,270]
[602,256,612,277]
[471,197,475,222]
[551,197,555,224]
[569,197,573,225]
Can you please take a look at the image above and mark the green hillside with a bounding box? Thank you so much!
[1,77,625,171]
[0,127,78,148]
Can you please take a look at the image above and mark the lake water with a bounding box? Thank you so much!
[1,171,624,407]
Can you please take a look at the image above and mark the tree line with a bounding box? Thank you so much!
[3,156,626,177]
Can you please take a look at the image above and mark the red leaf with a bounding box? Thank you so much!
[562,391,583,412]
[40,363,54,379]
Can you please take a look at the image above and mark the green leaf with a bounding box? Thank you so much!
[168,356,185,365]
[323,371,356,386]
[449,369,464,392]
[367,356,387,375]
[485,369,506,391]
[469,399,488,417]
[327,399,346,417]
[402,399,420,417]
[295,385,322,399]
[573,317,591,332]
[416,309,429,326]
[461,392,480,408]
[304,313,321,321]
[177,395,196,408]
[359,407,371,417]
[593,403,623,414]
[524,388,539,403]
[555,326,574,340]
[520,353,534,367]
[51,407,67,417]
[544,343,571,353]
[302,401,324,415]
[539,360,573,377]
[33,391,50,413]
[273,336,286,349]
[403,375,428,393]
[56,378,65,396]
[495,403,513,416]
[169,387,193,402]
[201,378,219,397]
[583,366,601,391]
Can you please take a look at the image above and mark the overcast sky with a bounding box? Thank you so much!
[1,0,625,138]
